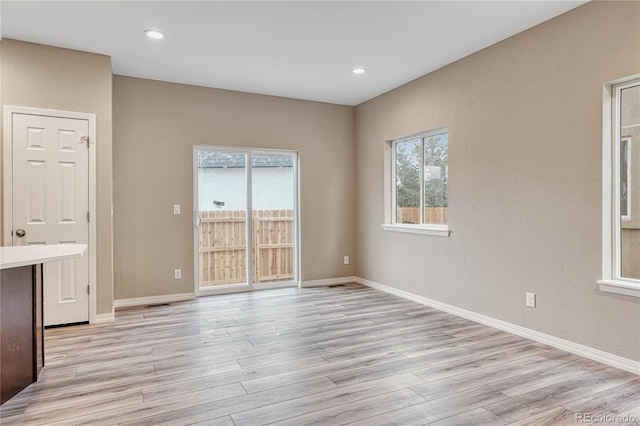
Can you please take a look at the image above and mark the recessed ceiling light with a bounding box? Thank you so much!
[144,30,166,40]
[352,68,366,75]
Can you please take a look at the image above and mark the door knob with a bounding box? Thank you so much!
[15,229,26,237]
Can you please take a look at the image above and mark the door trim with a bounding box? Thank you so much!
[3,105,97,324]
[192,144,301,297]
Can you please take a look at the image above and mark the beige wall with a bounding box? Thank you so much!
[112,76,355,299]
[355,1,640,361]
[0,39,114,315]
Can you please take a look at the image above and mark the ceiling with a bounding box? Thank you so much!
[0,1,587,106]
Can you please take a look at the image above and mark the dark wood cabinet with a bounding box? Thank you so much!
[0,264,44,405]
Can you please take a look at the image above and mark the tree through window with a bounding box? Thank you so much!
[393,129,448,225]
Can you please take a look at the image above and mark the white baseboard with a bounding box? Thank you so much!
[300,276,358,288]
[94,312,115,323]
[356,277,640,375]
[114,292,196,309]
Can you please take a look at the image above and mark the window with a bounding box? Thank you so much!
[383,127,450,236]
[599,76,640,297]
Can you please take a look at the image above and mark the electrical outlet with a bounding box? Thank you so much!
[174,269,182,279]
[173,204,181,215]
[526,292,536,308]
[343,256,350,265]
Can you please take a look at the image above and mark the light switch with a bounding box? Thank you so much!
[173,204,181,215]
[526,292,536,308]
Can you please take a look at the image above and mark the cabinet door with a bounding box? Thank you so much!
[1,266,35,404]
[35,264,44,377]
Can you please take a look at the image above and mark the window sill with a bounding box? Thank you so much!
[381,224,451,237]
[597,279,640,298]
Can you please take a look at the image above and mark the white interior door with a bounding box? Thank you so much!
[10,113,90,325]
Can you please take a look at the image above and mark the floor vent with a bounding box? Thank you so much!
[45,321,89,329]
[328,284,346,288]
[145,303,171,308]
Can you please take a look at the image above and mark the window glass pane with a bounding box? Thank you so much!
[197,151,246,211]
[620,84,640,279]
[251,154,295,285]
[620,137,629,218]
[424,132,448,224]
[395,138,421,224]
[197,151,247,287]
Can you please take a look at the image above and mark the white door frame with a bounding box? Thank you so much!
[193,144,301,297]
[3,105,97,324]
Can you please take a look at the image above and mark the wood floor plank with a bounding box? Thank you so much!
[319,332,455,363]
[563,378,640,420]
[414,345,554,383]
[120,377,338,426]
[231,372,424,425]
[48,382,246,426]
[410,350,565,401]
[240,351,409,394]
[269,388,426,426]
[484,368,637,423]
[327,347,472,388]
[618,406,640,426]
[506,406,578,426]
[408,385,511,423]
[346,386,508,426]
[2,390,145,425]
[346,403,438,426]
[426,407,507,425]
[9,359,241,413]
[0,283,634,426]
[186,415,236,426]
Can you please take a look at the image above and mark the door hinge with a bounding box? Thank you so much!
[86,211,90,222]
[87,285,90,295]
[81,136,90,148]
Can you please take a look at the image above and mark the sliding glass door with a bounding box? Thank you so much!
[194,146,298,294]
[195,150,248,289]
[251,154,296,286]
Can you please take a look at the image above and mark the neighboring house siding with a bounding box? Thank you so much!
[197,167,294,211]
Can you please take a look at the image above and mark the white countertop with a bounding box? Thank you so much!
[0,244,87,269]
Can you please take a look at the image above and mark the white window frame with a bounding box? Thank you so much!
[382,127,451,237]
[598,76,640,298]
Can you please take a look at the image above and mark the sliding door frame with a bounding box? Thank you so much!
[193,145,300,296]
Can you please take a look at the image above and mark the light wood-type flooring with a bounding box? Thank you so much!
[1,284,638,425]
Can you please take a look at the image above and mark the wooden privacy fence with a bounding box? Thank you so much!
[396,207,448,225]
[198,209,294,286]
[199,207,444,287]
